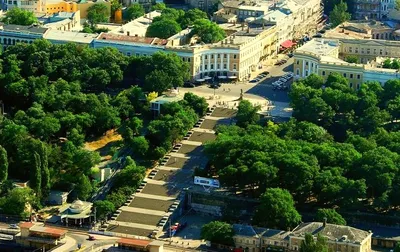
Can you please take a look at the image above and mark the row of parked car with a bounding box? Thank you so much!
[272,72,294,90]
[249,71,270,83]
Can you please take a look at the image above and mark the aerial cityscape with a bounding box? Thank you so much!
[0,0,400,251]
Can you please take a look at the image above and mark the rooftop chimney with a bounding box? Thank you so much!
[323,217,327,227]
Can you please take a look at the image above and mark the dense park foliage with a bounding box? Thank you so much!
[205,74,400,229]
[0,40,201,217]
[146,7,225,42]
[2,8,38,26]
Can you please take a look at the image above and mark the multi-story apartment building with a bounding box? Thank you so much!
[353,0,395,19]
[0,24,48,49]
[293,38,400,89]
[324,20,397,40]
[93,23,278,81]
[215,0,323,48]
[3,0,111,18]
[233,222,372,252]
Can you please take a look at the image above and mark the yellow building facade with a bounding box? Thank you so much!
[45,0,111,18]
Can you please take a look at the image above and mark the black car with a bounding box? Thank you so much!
[288,53,294,58]
[261,71,270,75]
[184,82,195,88]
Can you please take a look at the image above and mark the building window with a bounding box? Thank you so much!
[224,64,227,69]
[205,55,208,60]
[322,71,325,76]
[296,60,299,65]
[127,52,131,56]
[218,54,220,58]
[367,48,370,54]
[380,49,383,55]
[205,65,208,70]
[211,55,214,59]
[343,73,347,77]
[224,54,227,58]
[350,73,353,78]
[188,58,191,62]
[355,48,358,53]
[306,61,309,66]
[357,83,360,89]
[357,74,361,79]
[350,83,353,88]
[296,69,299,75]
[311,63,314,68]
[234,54,237,59]
[217,64,220,69]
[211,64,214,70]
[349,47,352,53]
[305,70,309,76]
[361,48,364,54]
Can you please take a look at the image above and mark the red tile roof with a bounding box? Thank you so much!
[118,238,151,247]
[19,222,35,229]
[43,227,67,236]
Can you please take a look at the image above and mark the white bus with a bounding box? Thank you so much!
[193,176,220,188]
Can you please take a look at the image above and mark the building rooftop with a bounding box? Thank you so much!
[118,238,151,247]
[260,9,289,23]
[295,38,339,56]
[20,222,35,229]
[44,30,98,44]
[233,224,290,240]
[30,225,67,237]
[150,93,183,105]
[292,222,371,243]
[324,20,395,40]
[1,24,48,34]
[58,200,92,219]
[97,33,167,45]
[108,11,161,37]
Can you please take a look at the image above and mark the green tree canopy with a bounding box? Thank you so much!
[180,8,208,28]
[253,188,301,230]
[126,4,145,20]
[300,233,329,252]
[76,174,92,200]
[151,2,166,11]
[0,145,8,182]
[316,208,346,225]
[87,3,110,26]
[201,221,234,246]
[329,0,351,27]
[345,55,359,63]
[0,188,37,218]
[236,100,261,127]
[3,8,38,25]
[146,18,182,39]
[190,19,226,43]
[94,200,115,220]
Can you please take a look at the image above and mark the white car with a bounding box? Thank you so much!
[285,73,294,78]
[273,81,283,86]
[279,78,288,82]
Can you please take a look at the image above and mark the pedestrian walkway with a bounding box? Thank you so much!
[108,107,238,239]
